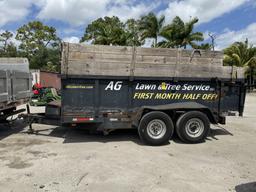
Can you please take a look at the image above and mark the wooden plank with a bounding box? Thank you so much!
[66,61,130,76]
[67,61,130,70]
[68,59,132,65]
[135,55,177,65]
[68,52,133,61]
[136,47,178,57]
[67,67,130,76]
[134,68,175,77]
[134,63,176,68]
[181,49,223,59]
[129,46,136,78]
[236,68,246,79]
[67,61,130,67]
[179,57,222,65]
[68,56,132,66]
[175,64,229,78]
[61,43,69,75]
[68,50,133,56]
[62,43,245,79]
[68,43,134,54]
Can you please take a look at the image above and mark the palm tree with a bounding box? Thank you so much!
[192,43,212,50]
[157,26,176,48]
[224,39,256,88]
[139,12,165,47]
[224,39,256,66]
[159,16,204,49]
[125,19,144,46]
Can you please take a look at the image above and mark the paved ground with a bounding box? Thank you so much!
[0,93,256,192]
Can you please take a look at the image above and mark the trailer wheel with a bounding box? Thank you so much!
[176,111,210,143]
[138,111,174,146]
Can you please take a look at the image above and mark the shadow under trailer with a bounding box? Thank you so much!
[23,43,246,145]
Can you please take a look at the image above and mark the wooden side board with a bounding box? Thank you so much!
[61,43,245,79]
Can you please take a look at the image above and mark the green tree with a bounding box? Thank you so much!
[29,46,60,72]
[0,30,13,52]
[0,31,19,57]
[224,39,256,87]
[139,12,165,47]
[224,39,256,66]
[159,16,204,49]
[192,43,212,50]
[81,16,127,45]
[16,21,60,71]
[125,19,144,46]
[3,43,19,57]
[157,26,176,48]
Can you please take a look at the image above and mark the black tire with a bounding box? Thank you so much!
[176,111,210,143]
[138,111,174,146]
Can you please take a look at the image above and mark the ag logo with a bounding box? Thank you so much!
[105,81,123,91]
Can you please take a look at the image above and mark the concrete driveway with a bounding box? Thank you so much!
[0,93,256,192]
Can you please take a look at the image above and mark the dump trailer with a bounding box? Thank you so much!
[0,58,32,123]
[24,43,246,145]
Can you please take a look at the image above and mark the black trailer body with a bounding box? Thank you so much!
[61,76,245,127]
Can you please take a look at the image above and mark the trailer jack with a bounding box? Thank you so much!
[103,129,115,136]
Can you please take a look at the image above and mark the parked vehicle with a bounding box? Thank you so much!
[0,58,32,123]
[22,43,246,145]
[30,86,61,106]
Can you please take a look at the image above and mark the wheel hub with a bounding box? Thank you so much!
[185,118,204,138]
[147,119,167,139]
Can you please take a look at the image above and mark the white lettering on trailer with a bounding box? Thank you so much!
[105,81,123,91]
[135,83,156,90]
[182,84,210,91]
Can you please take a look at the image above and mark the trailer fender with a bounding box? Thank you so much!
[132,102,218,126]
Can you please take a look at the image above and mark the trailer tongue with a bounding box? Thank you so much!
[22,43,246,145]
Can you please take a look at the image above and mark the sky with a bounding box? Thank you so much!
[0,0,256,50]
